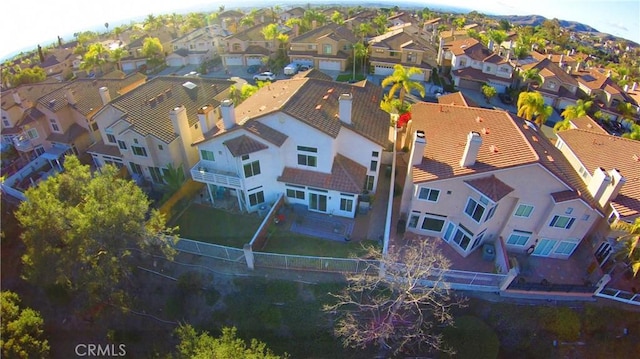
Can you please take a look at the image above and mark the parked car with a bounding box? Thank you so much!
[499,93,513,105]
[299,65,313,71]
[247,65,260,74]
[284,63,300,75]
[253,72,276,81]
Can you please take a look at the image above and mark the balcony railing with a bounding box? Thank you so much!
[12,135,33,152]
[190,161,242,189]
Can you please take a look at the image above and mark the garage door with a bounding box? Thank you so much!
[224,56,243,66]
[458,78,482,91]
[374,65,394,76]
[319,60,341,71]
[166,57,186,67]
[487,81,507,93]
[246,57,263,66]
[121,62,136,73]
[291,58,313,66]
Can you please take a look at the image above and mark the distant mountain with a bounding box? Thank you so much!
[489,14,600,33]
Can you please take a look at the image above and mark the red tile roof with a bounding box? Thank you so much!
[464,175,514,202]
[277,154,366,193]
[223,135,268,157]
[45,123,87,144]
[437,92,478,107]
[551,190,581,203]
[86,140,122,157]
[568,116,608,134]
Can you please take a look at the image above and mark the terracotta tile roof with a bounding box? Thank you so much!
[290,23,357,44]
[277,154,366,193]
[226,24,268,42]
[1,83,66,110]
[108,76,234,143]
[574,68,621,93]
[531,51,577,65]
[464,175,514,202]
[86,139,122,157]
[293,68,333,81]
[568,116,608,134]
[551,190,581,203]
[521,58,577,86]
[243,121,288,146]
[437,92,478,107]
[45,123,87,143]
[556,129,640,219]
[447,38,507,64]
[18,107,45,126]
[452,67,512,85]
[223,135,268,157]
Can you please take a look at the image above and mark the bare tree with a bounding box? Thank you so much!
[324,239,465,356]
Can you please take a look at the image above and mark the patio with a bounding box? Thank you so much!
[286,205,355,242]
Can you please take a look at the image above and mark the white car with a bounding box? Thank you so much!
[253,72,276,81]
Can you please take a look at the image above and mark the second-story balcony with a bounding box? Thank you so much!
[190,160,242,189]
[12,135,33,152]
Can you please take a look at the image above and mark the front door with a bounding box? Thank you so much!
[309,193,327,212]
[532,238,557,257]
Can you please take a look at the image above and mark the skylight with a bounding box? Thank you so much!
[182,81,197,90]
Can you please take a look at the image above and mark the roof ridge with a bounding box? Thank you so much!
[335,154,362,191]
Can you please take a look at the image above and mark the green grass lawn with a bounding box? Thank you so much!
[261,226,380,258]
[174,204,262,248]
[335,73,366,82]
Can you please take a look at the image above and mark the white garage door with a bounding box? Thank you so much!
[224,56,243,66]
[319,60,341,71]
[291,58,313,66]
[557,98,574,111]
[487,81,507,93]
[166,57,186,67]
[246,57,263,66]
[374,65,394,76]
[121,62,136,73]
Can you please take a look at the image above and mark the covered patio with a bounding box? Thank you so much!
[40,145,71,171]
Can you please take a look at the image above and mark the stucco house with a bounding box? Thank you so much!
[190,78,391,217]
[220,24,282,67]
[166,27,219,67]
[399,102,604,260]
[288,23,358,72]
[368,24,437,82]
[88,76,234,186]
[439,38,514,93]
[573,67,639,122]
[517,57,580,110]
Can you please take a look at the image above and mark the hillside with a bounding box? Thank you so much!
[489,14,600,33]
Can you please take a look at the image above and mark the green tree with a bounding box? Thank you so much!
[617,102,636,121]
[519,68,542,91]
[11,67,46,86]
[452,17,466,31]
[380,64,425,114]
[324,240,463,356]
[611,218,639,277]
[481,84,497,103]
[109,48,128,71]
[555,99,593,131]
[175,325,288,359]
[142,37,164,66]
[622,123,640,141]
[353,41,368,76]
[1,291,50,359]
[498,19,512,31]
[331,11,344,25]
[517,91,552,126]
[16,156,176,308]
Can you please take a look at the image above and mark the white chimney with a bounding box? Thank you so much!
[312,20,317,30]
[338,93,353,125]
[409,130,426,166]
[632,82,637,91]
[220,99,236,130]
[197,105,215,133]
[571,48,575,55]
[65,89,77,105]
[169,105,194,173]
[576,62,581,72]
[606,70,612,78]
[99,87,111,105]
[487,39,494,51]
[624,84,629,92]
[587,167,611,201]
[559,54,564,67]
[460,131,482,167]
[12,92,21,105]
[598,169,626,208]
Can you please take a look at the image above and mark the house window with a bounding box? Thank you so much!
[372,151,379,158]
[408,212,420,228]
[464,197,486,223]
[459,59,467,67]
[243,160,261,178]
[485,65,492,72]
[248,190,265,206]
[582,214,590,221]
[554,241,578,255]
[500,67,510,73]
[565,207,573,214]
[107,134,116,144]
[370,160,378,171]
[201,149,215,161]
[514,204,534,218]
[129,162,142,175]
[34,145,45,156]
[390,51,397,57]
[117,140,127,150]
[444,223,474,250]
[297,146,317,167]
[241,154,249,161]
[26,128,38,139]
[549,215,575,229]
[485,204,498,222]
[507,230,532,246]
[420,213,446,232]
[232,43,241,51]
[364,175,375,191]
[49,119,60,132]
[418,187,440,202]
[158,144,163,150]
[131,146,147,157]
[149,167,164,183]
[134,138,139,144]
[340,198,353,212]
[286,185,305,200]
[407,53,415,62]
[323,44,332,54]
[2,119,10,127]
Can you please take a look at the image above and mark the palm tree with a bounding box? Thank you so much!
[381,65,425,114]
[519,68,542,91]
[517,91,552,126]
[555,99,593,132]
[109,48,128,71]
[611,218,640,278]
[617,102,636,121]
[353,42,367,77]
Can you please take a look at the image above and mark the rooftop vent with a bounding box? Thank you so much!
[182,81,197,90]
[315,104,322,110]
[489,145,499,153]
[476,116,483,123]
[327,88,334,94]
[323,95,329,100]
[481,127,490,134]
[48,99,56,108]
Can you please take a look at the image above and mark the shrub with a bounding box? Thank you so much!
[539,306,581,341]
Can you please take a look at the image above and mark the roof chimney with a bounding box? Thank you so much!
[598,169,626,208]
[338,93,353,125]
[99,86,111,105]
[487,39,494,51]
[460,131,482,167]
[575,62,581,72]
[12,92,22,105]
[587,167,611,200]
[220,99,237,130]
[624,84,629,92]
[606,70,612,78]
[65,88,77,105]
[197,105,215,133]
[170,105,195,174]
[559,54,564,67]
[633,82,638,91]
[409,130,426,166]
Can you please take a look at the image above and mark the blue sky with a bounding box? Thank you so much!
[1,0,638,60]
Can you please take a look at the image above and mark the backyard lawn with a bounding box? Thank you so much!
[173,204,262,248]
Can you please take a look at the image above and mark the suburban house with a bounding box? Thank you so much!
[88,76,234,186]
[387,12,414,27]
[218,10,246,33]
[368,23,437,82]
[531,50,580,72]
[190,77,391,217]
[573,67,640,122]
[38,47,77,81]
[279,7,305,22]
[399,102,604,259]
[439,38,514,92]
[120,31,174,73]
[220,23,284,67]
[165,27,219,67]
[516,57,581,110]
[288,23,358,72]
[1,75,146,161]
